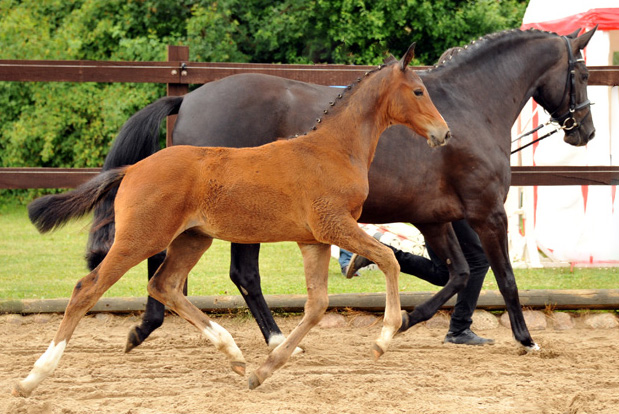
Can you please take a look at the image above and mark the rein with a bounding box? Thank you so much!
[511,35,592,155]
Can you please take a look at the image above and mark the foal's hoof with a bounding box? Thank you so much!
[248,372,264,390]
[230,361,246,376]
[371,343,385,361]
[11,382,30,398]
[124,325,145,353]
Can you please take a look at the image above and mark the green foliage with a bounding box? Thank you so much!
[0,0,528,202]
[186,0,528,65]
[1,203,616,300]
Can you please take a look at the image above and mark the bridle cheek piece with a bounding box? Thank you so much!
[511,35,592,155]
[548,36,592,132]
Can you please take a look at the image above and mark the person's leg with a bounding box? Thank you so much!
[443,220,493,345]
[346,220,492,345]
[339,248,353,275]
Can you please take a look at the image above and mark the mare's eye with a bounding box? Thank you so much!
[414,89,424,97]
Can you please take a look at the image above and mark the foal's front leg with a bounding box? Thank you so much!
[229,242,302,354]
[336,228,402,358]
[248,243,331,389]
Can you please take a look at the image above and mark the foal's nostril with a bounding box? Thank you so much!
[445,131,452,141]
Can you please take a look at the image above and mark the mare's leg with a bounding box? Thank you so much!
[443,220,490,335]
[469,210,537,350]
[13,241,154,397]
[230,243,282,346]
[400,222,470,331]
[248,243,331,389]
[147,229,246,374]
[229,243,302,354]
[125,251,166,352]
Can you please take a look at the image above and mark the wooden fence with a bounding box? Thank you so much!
[1,45,619,189]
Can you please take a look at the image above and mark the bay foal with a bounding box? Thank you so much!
[15,43,449,396]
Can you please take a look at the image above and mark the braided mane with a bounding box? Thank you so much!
[429,28,560,71]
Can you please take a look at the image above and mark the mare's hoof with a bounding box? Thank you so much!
[248,372,264,390]
[398,311,410,334]
[371,343,385,361]
[230,361,246,376]
[124,326,144,353]
[524,342,541,352]
[11,382,30,398]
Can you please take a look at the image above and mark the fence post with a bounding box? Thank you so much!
[166,45,190,147]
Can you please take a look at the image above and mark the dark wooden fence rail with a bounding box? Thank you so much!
[1,46,618,189]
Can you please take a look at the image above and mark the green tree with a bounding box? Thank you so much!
[0,0,527,202]
[186,0,527,65]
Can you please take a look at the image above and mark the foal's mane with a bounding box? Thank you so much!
[429,28,561,71]
[291,61,395,138]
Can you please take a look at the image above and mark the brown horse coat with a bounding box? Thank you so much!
[17,44,449,396]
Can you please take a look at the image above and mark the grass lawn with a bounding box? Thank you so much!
[1,202,617,300]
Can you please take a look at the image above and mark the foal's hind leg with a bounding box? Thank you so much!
[13,243,151,397]
[248,243,331,389]
[147,229,246,375]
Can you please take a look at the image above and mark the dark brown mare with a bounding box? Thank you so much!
[88,28,596,355]
[14,45,450,397]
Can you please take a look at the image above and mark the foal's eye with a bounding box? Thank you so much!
[414,89,424,97]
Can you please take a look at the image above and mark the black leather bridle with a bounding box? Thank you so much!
[512,35,592,155]
[547,35,592,131]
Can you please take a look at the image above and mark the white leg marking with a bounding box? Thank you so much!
[18,340,67,395]
[525,342,541,352]
[203,322,245,363]
[267,334,304,356]
[375,326,396,353]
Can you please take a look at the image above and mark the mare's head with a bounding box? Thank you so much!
[385,43,451,148]
[533,27,597,146]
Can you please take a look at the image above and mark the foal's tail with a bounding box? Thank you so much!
[87,96,183,270]
[29,168,127,234]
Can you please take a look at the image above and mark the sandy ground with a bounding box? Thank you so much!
[1,312,618,414]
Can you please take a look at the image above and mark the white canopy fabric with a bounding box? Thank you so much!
[508,3,619,266]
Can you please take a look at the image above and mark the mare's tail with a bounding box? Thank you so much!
[29,168,127,234]
[87,96,183,270]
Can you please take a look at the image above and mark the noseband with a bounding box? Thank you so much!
[511,35,592,155]
[548,35,592,131]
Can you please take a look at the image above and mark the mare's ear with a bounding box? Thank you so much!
[566,28,582,39]
[384,54,397,64]
[572,25,597,51]
[399,42,416,71]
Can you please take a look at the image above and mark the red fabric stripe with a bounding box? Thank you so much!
[521,8,619,33]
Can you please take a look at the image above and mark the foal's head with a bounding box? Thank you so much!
[384,43,451,148]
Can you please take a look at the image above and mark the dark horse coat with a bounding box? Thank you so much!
[89,28,596,353]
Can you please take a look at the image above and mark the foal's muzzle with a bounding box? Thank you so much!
[428,128,451,148]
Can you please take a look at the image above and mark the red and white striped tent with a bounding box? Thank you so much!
[508,1,619,267]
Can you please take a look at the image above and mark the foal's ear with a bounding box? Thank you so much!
[399,42,416,71]
[384,54,397,64]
